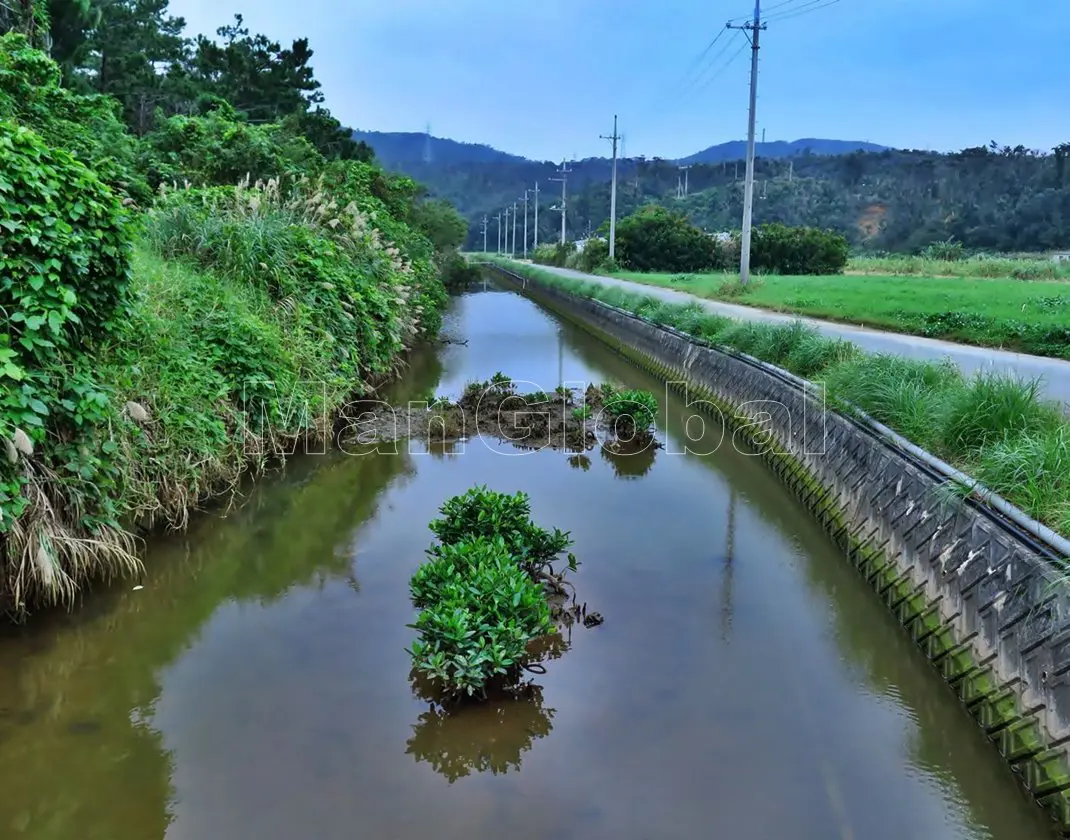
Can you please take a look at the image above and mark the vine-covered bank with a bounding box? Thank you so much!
[0,26,467,620]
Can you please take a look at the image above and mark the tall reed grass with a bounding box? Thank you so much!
[849,254,1070,281]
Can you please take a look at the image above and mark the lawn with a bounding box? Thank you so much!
[609,270,1070,359]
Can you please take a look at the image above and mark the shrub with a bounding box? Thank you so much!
[0,33,148,202]
[409,487,577,699]
[602,389,659,438]
[574,237,610,272]
[408,537,553,699]
[615,206,724,273]
[142,103,324,188]
[0,118,136,611]
[750,223,849,275]
[0,121,131,362]
[531,241,576,268]
[428,486,571,579]
[921,238,965,261]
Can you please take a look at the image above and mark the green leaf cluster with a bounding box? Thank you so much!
[408,486,576,699]
[0,33,149,201]
[142,103,324,188]
[602,388,659,436]
[0,119,132,530]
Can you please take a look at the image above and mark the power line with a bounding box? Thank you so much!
[635,26,734,123]
[671,27,730,98]
[726,0,806,25]
[693,35,749,93]
[764,0,841,23]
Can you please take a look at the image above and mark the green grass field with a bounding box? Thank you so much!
[609,270,1070,359]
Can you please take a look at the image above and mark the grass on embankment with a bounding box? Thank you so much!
[98,246,348,526]
[605,269,1070,359]
[5,182,446,619]
[488,259,1070,538]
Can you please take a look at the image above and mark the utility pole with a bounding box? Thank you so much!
[504,206,512,257]
[788,160,794,182]
[481,215,488,252]
[549,161,571,244]
[729,0,766,285]
[511,201,518,257]
[533,182,540,249]
[496,212,502,253]
[520,191,529,258]
[600,114,621,260]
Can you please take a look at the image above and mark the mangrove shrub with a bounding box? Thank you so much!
[408,486,577,700]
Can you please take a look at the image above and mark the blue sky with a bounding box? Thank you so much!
[169,0,1070,161]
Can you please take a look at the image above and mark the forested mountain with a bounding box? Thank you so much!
[350,130,528,167]
[357,132,1070,254]
[678,138,887,165]
[576,145,1070,254]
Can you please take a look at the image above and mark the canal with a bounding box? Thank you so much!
[0,284,1057,840]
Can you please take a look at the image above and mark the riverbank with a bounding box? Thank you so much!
[483,257,1070,541]
[490,267,1070,830]
[1,188,450,620]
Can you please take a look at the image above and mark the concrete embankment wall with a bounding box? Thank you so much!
[491,265,1070,831]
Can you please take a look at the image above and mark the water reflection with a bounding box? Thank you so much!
[598,441,658,479]
[567,454,592,471]
[405,635,570,782]
[0,447,415,840]
[721,489,737,642]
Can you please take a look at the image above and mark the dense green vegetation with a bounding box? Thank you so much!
[0,8,468,619]
[750,223,850,276]
[613,206,724,273]
[408,486,579,701]
[531,209,848,278]
[487,260,1070,536]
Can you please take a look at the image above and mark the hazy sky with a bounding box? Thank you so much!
[168,0,1070,161]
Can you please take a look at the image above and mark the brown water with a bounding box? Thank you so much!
[0,286,1057,840]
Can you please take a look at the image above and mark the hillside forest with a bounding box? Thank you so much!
[357,135,1070,256]
[0,2,470,618]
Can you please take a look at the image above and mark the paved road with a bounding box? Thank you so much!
[529,264,1070,409]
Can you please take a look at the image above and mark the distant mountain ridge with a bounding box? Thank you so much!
[678,138,888,165]
[350,130,530,167]
[351,130,889,167]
